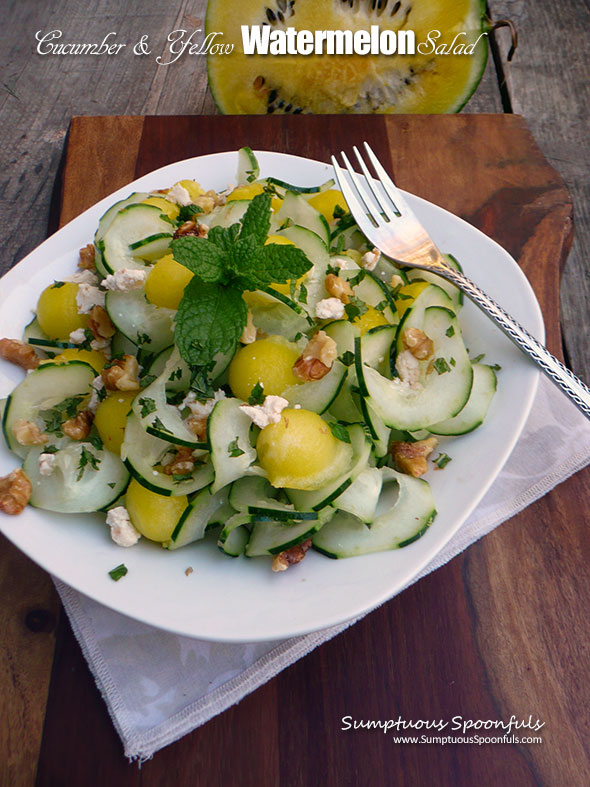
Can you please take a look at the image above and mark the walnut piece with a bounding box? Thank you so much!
[101,355,140,391]
[162,447,195,476]
[324,273,353,304]
[0,468,32,515]
[0,338,40,370]
[186,415,208,442]
[12,419,48,446]
[272,538,313,572]
[78,243,96,270]
[402,328,434,361]
[89,305,115,340]
[62,410,93,440]
[293,330,337,382]
[390,437,438,478]
[191,190,226,215]
[173,220,209,239]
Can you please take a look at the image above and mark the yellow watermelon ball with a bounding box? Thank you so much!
[142,197,180,221]
[228,336,301,401]
[308,189,348,222]
[256,408,347,490]
[145,254,194,310]
[94,392,137,454]
[36,282,88,341]
[353,305,389,335]
[125,479,188,543]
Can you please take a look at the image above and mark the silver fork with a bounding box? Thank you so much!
[331,142,590,420]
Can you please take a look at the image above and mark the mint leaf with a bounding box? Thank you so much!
[329,422,351,443]
[248,382,265,405]
[108,564,128,581]
[175,279,247,367]
[239,192,271,245]
[208,224,240,253]
[228,437,245,457]
[171,236,227,283]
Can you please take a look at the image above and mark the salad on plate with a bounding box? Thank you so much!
[0,147,498,574]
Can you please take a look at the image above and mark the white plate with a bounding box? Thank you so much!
[0,150,543,642]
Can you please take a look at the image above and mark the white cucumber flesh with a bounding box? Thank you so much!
[428,363,497,436]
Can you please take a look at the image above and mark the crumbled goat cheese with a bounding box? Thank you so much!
[329,256,356,270]
[38,453,57,476]
[90,337,111,357]
[68,270,99,285]
[69,328,87,345]
[106,506,141,547]
[88,377,105,414]
[103,268,147,292]
[240,395,289,429]
[361,248,381,271]
[181,389,226,418]
[315,298,345,320]
[167,183,192,206]
[395,350,422,387]
[76,283,105,314]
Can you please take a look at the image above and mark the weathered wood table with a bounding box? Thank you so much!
[1,3,590,786]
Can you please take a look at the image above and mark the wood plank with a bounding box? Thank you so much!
[32,115,588,786]
[488,0,590,378]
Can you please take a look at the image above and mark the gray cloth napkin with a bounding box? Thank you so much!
[54,375,590,760]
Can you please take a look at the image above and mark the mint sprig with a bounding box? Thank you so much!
[172,194,312,368]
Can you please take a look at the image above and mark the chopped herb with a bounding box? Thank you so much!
[168,368,183,382]
[166,391,185,406]
[449,357,456,367]
[190,365,216,402]
[77,446,100,480]
[445,325,455,338]
[103,353,124,369]
[107,482,116,489]
[248,382,265,405]
[89,433,104,451]
[434,453,452,469]
[173,474,192,483]
[152,416,170,433]
[326,264,340,276]
[298,284,308,304]
[245,170,257,183]
[433,358,451,375]
[278,217,292,230]
[331,234,346,254]
[180,406,191,419]
[39,394,86,436]
[289,278,296,298]
[329,422,351,443]
[471,353,485,363]
[108,564,128,582]
[397,292,413,301]
[344,296,368,323]
[347,269,366,288]
[97,384,108,402]
[333,204,346,219]
[136,332,150,346]
[138,397,156,418]
[177,204,203,223]
[293,332,303,343]
[43,445,59,454]
[52,281,66,289]
[340,351,355,367]
[159,213,177,227]
[140,374,157,389]
[374,300,389,313]
[228,437,245,457]
[390,283,402,298]
[489,363,502,371]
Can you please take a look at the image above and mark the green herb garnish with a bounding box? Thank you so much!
[248,382,265,405]
[340,351,355,367]
[471,353,485,364]
[172,194,311,368]
[177,204,203,223]
[138,397,156,418]
[433,358,451,375]
[228,438,245,457]
[344,296,368,323]
[77,446,100,480]
[329,422,351,444]
[434,453,452,469]
[108,564,128,582]
[445,325,455,338]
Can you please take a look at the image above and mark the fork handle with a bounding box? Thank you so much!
[443,267,590,418]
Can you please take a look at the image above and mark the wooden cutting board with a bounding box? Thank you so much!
[4,115,590,786]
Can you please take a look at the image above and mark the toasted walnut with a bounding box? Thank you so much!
[186,416,208,442]
[193,190,225,214]
[0,338,39,370]
[272,538,313,572]
[173,220,209,239]
[89,305,115,340]
[162,447,195,476]
[240,310,257,344]
[293,331,337,382]
[324,273,353,304]
[402,328,434,361]
[390,274,404,289]
[12,419,48,446]
[78,243,96,270]
[390,437,438,478]
[62,410,93,440]
[0,468,32,515]
[101,355,140,391]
